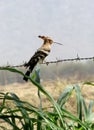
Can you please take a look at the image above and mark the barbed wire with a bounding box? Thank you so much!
[44,56,94,65]
[0,56,94,68]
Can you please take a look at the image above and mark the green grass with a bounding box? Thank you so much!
[0,67,94,130]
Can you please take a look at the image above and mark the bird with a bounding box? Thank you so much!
[23,35,54,81]
[23,35,63,81]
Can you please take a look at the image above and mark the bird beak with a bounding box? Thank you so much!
[53,42,63,45]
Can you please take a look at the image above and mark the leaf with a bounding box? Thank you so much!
[32,69,40,84]
[57,85,74,108]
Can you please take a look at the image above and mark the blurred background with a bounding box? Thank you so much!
[0,0,94,85]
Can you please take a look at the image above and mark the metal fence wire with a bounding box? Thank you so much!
[0,56,94,68]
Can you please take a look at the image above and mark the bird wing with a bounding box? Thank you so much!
[25,50,49,67]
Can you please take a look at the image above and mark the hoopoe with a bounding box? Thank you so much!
[23,35,62,81]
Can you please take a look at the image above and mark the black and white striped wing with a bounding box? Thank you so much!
[25,50,49,68]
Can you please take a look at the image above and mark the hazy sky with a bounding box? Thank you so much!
[0,0,94,65]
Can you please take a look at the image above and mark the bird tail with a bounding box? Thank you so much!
[23,70,31,82]
[23,60,38,82]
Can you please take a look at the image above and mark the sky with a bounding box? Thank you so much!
[0,0,94,65]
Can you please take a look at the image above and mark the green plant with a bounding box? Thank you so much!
[0,67,94,130]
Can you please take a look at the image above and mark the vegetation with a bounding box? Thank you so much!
[0,67,94,129]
